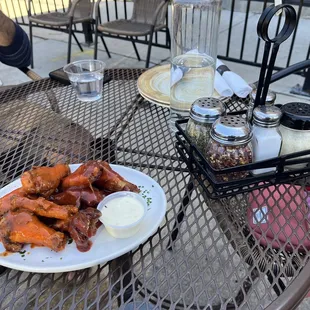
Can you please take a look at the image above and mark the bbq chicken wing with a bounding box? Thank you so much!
[0,210,66,252]
[50,187,105,208]
[21,164,70,197]
[10,196,78,220]
[68,208,102,252]
[50,218,72,232]
[94,161,139,193]
[61,161,102,190]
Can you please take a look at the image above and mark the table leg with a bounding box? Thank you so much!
[167,179,194,251]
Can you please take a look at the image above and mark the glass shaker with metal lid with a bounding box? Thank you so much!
[246,88,276,123]
[251,106,282,175]
[279,102,310,169]
[205,115,253,181]
[186,97,226,152]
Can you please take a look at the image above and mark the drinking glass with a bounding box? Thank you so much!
[170,0,222,131]
[64,60,106,102]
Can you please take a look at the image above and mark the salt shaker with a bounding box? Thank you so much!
[205,116,253,181]
[186,97,226,152]
[251,105,282,175]
[247,89,276,123]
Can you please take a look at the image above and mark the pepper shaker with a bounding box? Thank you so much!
[205,116,253,181]
[186,97,226,153]
[247,89,276,123]
[251,105,282,175]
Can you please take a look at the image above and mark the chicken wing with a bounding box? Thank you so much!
[10,196,78,220]
[21,164,70,197]
[50,187,105,208]
[0,188,26,216]
[61,161,102,190]
[68,208,102,252]
[94,161,139,193]
[0,210,66,252]
[50,218,71,232]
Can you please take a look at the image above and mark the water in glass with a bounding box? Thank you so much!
[70,73,103,102]
[169,54,215,131]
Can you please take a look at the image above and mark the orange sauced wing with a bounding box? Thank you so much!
[0,210,66,252]
[10,196,78,220]
[0,188,26,216]
[21,164,70,197]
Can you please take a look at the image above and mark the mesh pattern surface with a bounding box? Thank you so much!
[0,69,309,310]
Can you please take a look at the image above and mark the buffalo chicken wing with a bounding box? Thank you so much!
[0,210,66,252]
[21,164,70,197]
[0,188,25,216]
[10,196,78,220]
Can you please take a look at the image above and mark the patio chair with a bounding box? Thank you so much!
[28,0,96,67]
[94,0,170,68]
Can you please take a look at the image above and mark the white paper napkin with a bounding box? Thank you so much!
[170,55,251,98]
[171,67,184,87]
[216,59,252,98]
[214,71,233,97]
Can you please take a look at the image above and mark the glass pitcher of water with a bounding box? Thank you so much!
[170,0,222,131]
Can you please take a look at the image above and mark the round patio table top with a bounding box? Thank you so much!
[0,68,310,310]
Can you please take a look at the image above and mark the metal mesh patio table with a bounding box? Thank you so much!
[0,69,310,310]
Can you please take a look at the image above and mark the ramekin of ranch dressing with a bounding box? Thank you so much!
[97,192,147,238]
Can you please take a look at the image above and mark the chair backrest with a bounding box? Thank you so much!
[131,0,167,26]
[67,0,95,19]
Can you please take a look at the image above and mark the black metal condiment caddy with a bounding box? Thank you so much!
[175,4,309,199]
[175,118,310,199]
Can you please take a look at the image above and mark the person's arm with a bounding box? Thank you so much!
[0,11,16,46]
[0,10,32,68]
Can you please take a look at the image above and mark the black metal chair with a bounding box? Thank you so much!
[94,0,170,68]
[28,0,96,67]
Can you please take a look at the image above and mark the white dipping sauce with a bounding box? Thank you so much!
[98,192,147,238]
[101,196,144,226]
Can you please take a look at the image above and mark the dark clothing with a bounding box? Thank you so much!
[0,23,31,68]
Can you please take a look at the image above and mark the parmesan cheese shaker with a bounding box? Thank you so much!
[279,102,310,169]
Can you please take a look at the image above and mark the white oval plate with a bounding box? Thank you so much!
[0,164,167,273]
